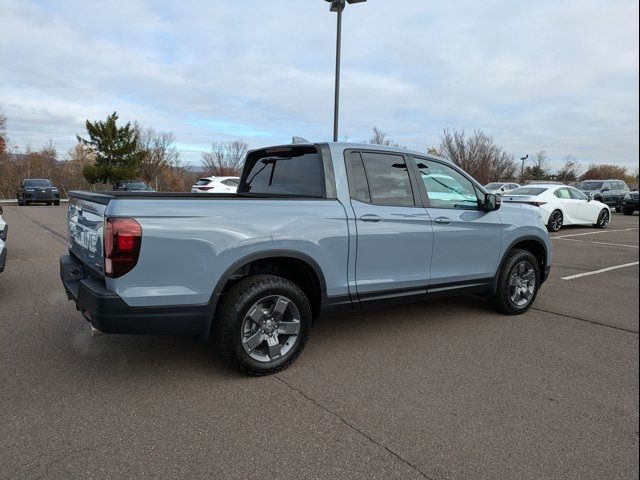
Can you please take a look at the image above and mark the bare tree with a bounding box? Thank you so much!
[0,109,7,156]
[201,139,247,176]
[366,127,404,148]
[438,129,517,184]
[138,128,179,186]
[523,150,551,181]
[556,155,581,183]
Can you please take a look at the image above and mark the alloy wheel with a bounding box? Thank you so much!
[550,212,563,231]
[508,261,536,307]
[241,295,301,363]
[598,210,610,228]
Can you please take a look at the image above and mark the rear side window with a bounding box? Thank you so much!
[554,188,571,199]
[240,146,324,197]
[360,152,414,206]
[349,152,371,203]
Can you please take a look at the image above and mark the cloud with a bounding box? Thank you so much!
[0,0,638,172]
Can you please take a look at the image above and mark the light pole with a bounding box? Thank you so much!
[324,0,367,142]
[520,155,529,183]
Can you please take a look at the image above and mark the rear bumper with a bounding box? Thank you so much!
[60,254,211,336]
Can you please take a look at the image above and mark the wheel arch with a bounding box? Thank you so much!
[491,236,549,295]
[204,250,327,338]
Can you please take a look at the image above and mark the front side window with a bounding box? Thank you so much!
[360,152,414,206]
[413,158,479,210]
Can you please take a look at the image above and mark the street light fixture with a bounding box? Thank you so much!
[324,0,367,142]
[520,155,529,183]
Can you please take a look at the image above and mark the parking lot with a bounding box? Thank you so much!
[0,205,637,479]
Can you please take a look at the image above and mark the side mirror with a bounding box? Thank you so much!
[484,193,501,211]
[587,193,594,201]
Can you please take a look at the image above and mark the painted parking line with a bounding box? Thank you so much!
[553,237,639,249]
[552,228,637,239]
[562,261,640,281]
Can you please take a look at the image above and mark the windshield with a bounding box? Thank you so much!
[579,181,603,190]
[508,187,548,196]
[25,179,52,188]
[484,183,504,190]
[124,182,151,190]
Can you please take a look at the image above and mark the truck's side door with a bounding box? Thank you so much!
[410,157,502,286]
[346,150,433,302]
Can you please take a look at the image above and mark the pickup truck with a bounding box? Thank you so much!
[60,142,552,375]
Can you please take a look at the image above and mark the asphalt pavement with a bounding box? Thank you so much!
[0,206,638,480]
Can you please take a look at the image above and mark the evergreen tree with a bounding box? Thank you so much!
[77,112,143,184]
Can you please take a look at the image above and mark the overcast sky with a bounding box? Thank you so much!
[1,0,638,171]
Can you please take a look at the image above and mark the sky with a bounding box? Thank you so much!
[1,0,638,172]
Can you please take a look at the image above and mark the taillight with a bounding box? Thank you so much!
[104,217,142,278]
[525,201,547,207]
[198,186,212,191]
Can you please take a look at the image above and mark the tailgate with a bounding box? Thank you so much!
[68,196,107,275]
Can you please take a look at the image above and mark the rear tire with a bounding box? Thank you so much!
[623,208,634,216]
[547,210,563,232]
[54,201,60,206]
[594,209,610,229]
[213,274,312,376]
[489,249,541,315]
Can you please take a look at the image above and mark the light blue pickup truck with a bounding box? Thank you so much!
[60,142,552,375]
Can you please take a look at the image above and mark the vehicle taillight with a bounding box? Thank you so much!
[104,217,142,278]
[198,186,212,191]
[525,201,547,207]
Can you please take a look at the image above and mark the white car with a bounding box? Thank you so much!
[191,176,240,194]
[484,182,521,195]
[502,184,610,232]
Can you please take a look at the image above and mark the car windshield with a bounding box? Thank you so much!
[484,183,504,190]
[125,182,151,190]
[25,179,52,188]
[579,181,603,190]
[508,187,548,196]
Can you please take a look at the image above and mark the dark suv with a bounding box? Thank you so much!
[112,180,154,192]
[17,179,61,206]
[577,179,629,212]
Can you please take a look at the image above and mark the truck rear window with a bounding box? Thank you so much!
[239,146,324,197]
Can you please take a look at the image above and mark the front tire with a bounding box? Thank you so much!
[594,209,610,229]
[547,210,563,232]
[213,274,312,376]
[489,249,541,315]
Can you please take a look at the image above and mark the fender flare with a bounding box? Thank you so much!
[202,249,328,338]
[490,235,550,295]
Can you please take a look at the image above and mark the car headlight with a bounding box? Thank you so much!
[624,193,631,200]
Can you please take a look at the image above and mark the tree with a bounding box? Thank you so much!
[438,129,517,184]
[138,128,179,185]
[580,163,628,181]
[556,155,581,183]
[77,112,144,184]
[0,109,7,156]
[366,127,404,148]
[201,139,247,176]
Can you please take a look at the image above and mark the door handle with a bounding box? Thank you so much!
[359,214,382,222]
[433,217,452,224]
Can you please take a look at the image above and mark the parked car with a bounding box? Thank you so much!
[191,176,240,193]
[16,179,61,206]
[60,142,552,375]
[484,182,521,195]
[502,184,610,232]
[0,206,6,273]
[577,179,629,212]
[112,180,154,192]
[621,191,639,215]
